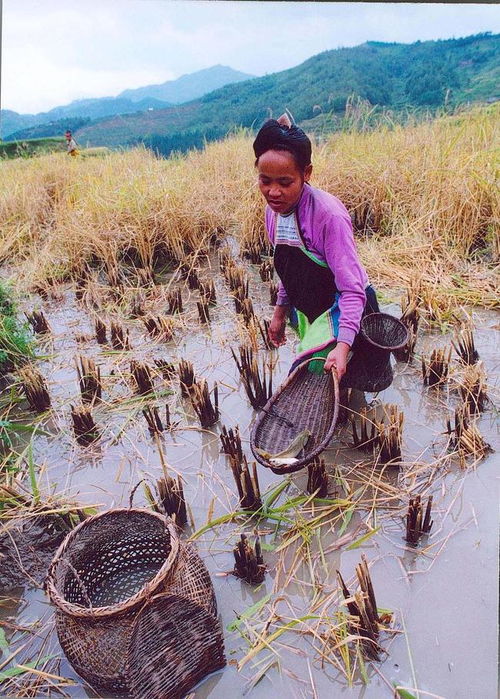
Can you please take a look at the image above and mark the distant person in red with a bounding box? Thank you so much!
[65,130,79,156]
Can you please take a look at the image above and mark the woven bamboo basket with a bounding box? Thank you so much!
[342,312,409,392]
[250,357,339,474]
[46,508,224,695]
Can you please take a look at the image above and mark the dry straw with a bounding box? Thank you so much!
[1,109,497,309]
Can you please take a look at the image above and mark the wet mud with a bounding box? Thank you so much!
[0,255,498,698]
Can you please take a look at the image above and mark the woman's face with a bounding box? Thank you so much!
[257,150,312,215]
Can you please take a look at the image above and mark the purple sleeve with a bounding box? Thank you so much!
[265,207,290,307]
[322,214,367,347]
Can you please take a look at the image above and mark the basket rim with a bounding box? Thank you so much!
[250,357,340,474]
[46,508,180,619]
[361,312,408,351]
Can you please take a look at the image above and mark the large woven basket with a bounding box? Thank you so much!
[251,357,339,474]
[46,508,224,695]
[342,312,409,392]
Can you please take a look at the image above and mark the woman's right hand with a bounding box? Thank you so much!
[268,306,288,347]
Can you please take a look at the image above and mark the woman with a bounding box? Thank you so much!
[253,114,379,383]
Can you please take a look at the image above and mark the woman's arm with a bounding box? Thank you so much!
[323,213,367,348]
[322,213,367,377]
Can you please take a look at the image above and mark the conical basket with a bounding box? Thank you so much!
[342,313,408,392]
[46,508,224,695]
[251,357,339,474]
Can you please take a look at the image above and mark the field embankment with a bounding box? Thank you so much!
[0,106,497,308]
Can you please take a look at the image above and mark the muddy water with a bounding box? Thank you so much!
[0,264,498,699]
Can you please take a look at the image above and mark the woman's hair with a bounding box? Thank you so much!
[253,119,312,171]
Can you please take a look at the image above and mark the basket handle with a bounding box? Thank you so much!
[129,479,146,509]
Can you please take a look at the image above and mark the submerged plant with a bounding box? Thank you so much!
[197,299,210,324]
[178,359,196,397]
[422,347,452,386]
[231,344,273,409]
[19,365,51,412]
[233,533,266,584]
[25,309,51,335]
[259,260,274,282]
[337,555,384,661]
[70,404,99,445]
[199,279,216,305]
[142,405,164,434]
[76,355,102,404]
[459,361,487,413]
[220,424,243,463]
[145,474,188,526]
[94,317,107,345]
[190,378,219,428]
[154,359,176,381]
[307,457,329,497]
[375,405,404,465]
[405,494,433,545]
[269,281,278,307]
[143,315,175,342]
[230,455,261,511]
[452,325,479,365]
[167,288,183,314]
[110,320,131,350]
[130,359,155,395]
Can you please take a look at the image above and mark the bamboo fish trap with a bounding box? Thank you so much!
[46,508,225,697]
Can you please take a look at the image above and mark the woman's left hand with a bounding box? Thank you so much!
[324,342,350,379]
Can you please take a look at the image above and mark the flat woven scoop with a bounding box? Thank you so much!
[251,357,339,474]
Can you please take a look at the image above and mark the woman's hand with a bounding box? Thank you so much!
[268,305,288,347]
[324,342,350,379]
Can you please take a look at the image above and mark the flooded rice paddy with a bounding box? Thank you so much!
[0,252,498,699]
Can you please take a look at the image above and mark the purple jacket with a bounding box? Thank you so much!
[265,183,368,347]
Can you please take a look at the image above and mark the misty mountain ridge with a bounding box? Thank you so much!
[1,65,255,139]
[118,64,254,104]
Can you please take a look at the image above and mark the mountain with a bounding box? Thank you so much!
[118,65,254,104]
[71,33,499,154]
[0,65,254,140]
[1,97,172,140]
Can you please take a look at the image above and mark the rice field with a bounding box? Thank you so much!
[0,105,498,698]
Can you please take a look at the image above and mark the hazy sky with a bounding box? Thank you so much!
[3,1,499,114]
